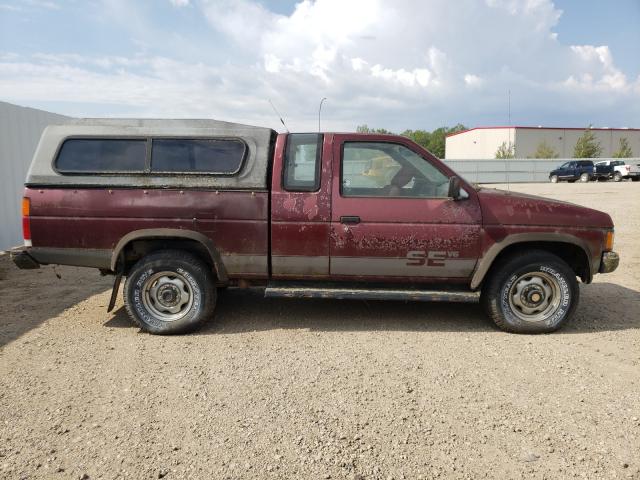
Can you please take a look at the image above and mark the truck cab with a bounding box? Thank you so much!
[270,133,479,283]
[594,160,640,182]
[12,119,619,335]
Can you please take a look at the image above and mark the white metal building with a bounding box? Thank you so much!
[445,126,640,159]
[0,101,70,250]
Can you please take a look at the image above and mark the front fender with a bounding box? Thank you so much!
[470,232,595,290]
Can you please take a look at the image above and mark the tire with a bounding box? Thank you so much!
[632,177,640,182]
[579,172,590,182]
[549,175,558,183]
[123,250,216,334]
[481,250,579,334]
[613,172,622,182]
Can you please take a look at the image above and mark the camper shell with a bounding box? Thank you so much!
[27,118,276,190]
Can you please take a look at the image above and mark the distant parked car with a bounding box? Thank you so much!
[594,160,640,182]
[549,160,594,183]
[594,160,624,181]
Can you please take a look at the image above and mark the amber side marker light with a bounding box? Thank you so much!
[22,197,30,216]
[604,231,614,252]
[22,197,32,246]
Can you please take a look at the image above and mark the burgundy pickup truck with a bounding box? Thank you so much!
[11,119,619,334]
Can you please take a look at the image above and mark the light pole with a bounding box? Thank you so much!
[318,97,327,132]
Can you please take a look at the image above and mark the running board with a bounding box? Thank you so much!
[264,284,479,303]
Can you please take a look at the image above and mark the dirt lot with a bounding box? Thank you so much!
[1,182,639,480]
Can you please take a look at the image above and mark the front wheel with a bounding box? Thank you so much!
[124,250,216,334]
[579,172,590,182]
[481,250,579,333]
[549,175,558,183]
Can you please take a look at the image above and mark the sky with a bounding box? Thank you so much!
[0,0,639,132]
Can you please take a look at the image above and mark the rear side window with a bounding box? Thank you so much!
[151,138,246,174]
[283,134,323,191]
[56,139,146,173]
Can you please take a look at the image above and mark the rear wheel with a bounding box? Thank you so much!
[124,250,216,334]
[632,177,640,182]
[613,172,622,182]
[579,172,590,182]
[481,250,579,333]
[549,175,558,183]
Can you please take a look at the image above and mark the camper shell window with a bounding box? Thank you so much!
[55,138,147,173]
[55,137,247,175]
[151,138,246,175]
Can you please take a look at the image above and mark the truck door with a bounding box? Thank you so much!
[555,162,567,179]
[270,133,332,278]
[329,135,482,282]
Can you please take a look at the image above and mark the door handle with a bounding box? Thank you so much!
[340,216,361,224]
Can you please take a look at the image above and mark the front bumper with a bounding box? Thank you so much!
[599,251,619,273]
[10,247,40,270]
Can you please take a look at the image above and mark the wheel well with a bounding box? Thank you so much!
[484,241,591,285]
[119,238,216,277]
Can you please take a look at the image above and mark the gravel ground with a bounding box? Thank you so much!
[1,182,639,480]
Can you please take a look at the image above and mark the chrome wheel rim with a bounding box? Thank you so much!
[142,271,193,322]
[508,271,562,323]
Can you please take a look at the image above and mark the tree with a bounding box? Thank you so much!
[401,129,431,149]
[427,127,449,158]
[495,141,515,159]
[612,137,633,158]
[428,124,466,159]
[532,141,558,158]
[573,128,602,158]
[356,124,393,134]
[354,123,466,159]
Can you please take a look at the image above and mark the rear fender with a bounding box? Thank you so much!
[111,228,229,283]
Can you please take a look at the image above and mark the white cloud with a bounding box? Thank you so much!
[1,0,638,131]
[264,54,282,73]
[350,58,367,72]
[464,74,483,88]
[0,4,22,11]
[23,0,60,9]
[201,0,276,46]
[566,45,630,91]
[1,0,60,10]
[169,0,189,6]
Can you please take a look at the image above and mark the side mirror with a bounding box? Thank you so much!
[448,176,462,200]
